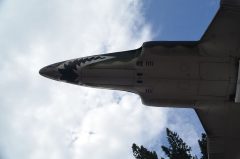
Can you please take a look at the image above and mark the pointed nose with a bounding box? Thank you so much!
[39,67,46,76]
[39,63,62,80]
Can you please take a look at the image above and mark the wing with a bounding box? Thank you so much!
[199,0,240,57]
[195,102,240,159]
[197,1,240,158]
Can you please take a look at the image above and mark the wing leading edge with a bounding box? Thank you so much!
[199,0,240,57]
[195,102,240,159]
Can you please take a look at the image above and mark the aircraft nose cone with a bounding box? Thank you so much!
[39,63,62,80]
[39,67,46,76]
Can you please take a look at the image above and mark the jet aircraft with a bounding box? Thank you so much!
[40,0,240,158]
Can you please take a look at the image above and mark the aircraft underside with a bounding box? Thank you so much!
[39,0,240,158]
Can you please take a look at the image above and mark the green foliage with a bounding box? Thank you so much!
[161,128,193,159]
[132,128,208,159]
[198,133,208,159]
[132,143,158,159]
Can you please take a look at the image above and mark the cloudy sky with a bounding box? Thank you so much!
[0,0,219,159]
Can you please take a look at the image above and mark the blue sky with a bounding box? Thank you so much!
[145,0,220,40]
[0,0,220,159]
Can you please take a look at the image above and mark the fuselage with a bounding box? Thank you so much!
[39,41,239,108]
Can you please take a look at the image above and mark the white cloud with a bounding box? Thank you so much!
[0,0,203,159]
[0,0,164,159]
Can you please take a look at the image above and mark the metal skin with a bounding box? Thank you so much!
[40,42,238,107]
[40,0,240,159]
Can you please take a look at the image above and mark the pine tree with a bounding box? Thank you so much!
[198,133,208,159]
[161,128,194,159]
[132,143,158,159]
[132,128,208,159]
